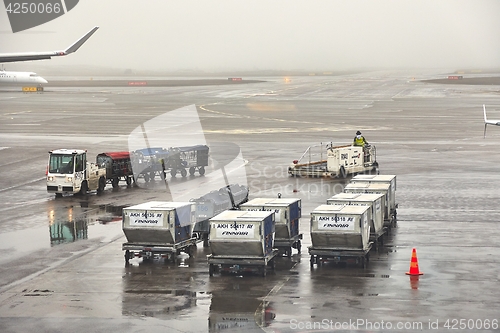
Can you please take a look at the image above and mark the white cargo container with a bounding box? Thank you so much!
[343,182,395,228]
[207,210,277,277]
[239,197,302,257]
[350,174,397,223]
[327,193,385,248]
[309,204,371,268]
[122,201,197,264]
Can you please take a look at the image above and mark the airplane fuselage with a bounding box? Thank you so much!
[0,71,48,86]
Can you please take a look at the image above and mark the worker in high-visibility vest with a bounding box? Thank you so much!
[353,130,371,162]
[353,131,368,147]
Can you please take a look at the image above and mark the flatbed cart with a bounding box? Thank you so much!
[208,249,279,277]
[123,237,198,265]
[274,233,303,257]
[309,243,373,268]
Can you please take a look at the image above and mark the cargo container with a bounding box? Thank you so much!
[207,210,277,277]
[122,201,197,264]
[239,197,302,257]
[350,174,398,226]
[96,151,133,188]
[309,204,371,268]
[129,145,209,181]
[326,193,385,249]
[191,184,249,246]
[343,181,396,229]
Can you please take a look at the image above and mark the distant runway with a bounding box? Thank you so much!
[45,78,266,87]
[422,76,500,85]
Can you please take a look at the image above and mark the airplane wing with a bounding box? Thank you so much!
[0,26,99,63]
[483,104,500,138]
[484,105,500,125]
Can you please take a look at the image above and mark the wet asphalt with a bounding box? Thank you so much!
[0,71,499,332]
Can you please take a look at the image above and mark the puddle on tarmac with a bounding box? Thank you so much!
[122,289,198,318]
[209,295,275,332]
[48,201,126,245]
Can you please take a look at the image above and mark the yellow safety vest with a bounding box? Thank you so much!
[354,136,366,146]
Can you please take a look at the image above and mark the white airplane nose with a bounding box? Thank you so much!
[39,77,48,84]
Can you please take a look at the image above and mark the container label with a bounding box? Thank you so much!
[316,215,355,230]
[241,207,282,223]
[129,212,164,226]
[213,222,255,238]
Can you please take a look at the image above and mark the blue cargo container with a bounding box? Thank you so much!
[207,210,278,276]
[122,201,197,264]
[239,197,302,257]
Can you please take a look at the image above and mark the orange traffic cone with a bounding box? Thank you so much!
[406,248,423,276]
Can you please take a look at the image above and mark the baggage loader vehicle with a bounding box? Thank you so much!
[288,142,378,178]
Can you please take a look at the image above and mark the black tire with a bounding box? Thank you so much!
[199,166,205,175]
[180,168,187,177]
[297,240,302,254]
[361,256,367,269]
[55,193,63,198]
[149,172,155,182]
[310,255,315,267]
[189,167,196,175]
[97,177,106,194]
[209,264,214,277]
[125,250,130,265]
[268,258,275,270]
[79,181,88,195]
[112,177,119,188]
[188,244,196,258]
[126,176,132,186]
[339,166,347,178]
[170,169,177,177]
[287,247,292,258]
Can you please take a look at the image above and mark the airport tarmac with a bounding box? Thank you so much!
[0,70,499,333]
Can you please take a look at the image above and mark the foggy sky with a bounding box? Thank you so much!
[1,0,500,73]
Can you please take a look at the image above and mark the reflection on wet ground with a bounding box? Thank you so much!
[47,201,126,245]
[209,294,275,332]
[119,245,300,331]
